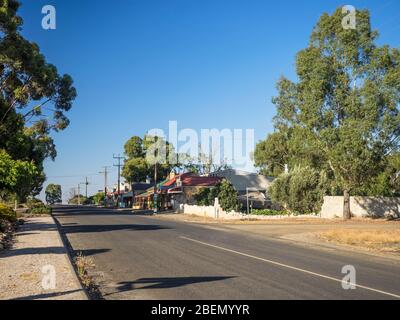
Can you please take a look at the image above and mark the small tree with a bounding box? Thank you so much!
[270,166,325,214]
[68,195,86,205]
[193,180,240,212]
[194,188,212,206]
[218,179,241,212]
[45,184,62,205]
[0,149,38,202]
[92,192,105,205]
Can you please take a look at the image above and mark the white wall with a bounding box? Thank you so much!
[179,204,318,220]
[321,196,400,219]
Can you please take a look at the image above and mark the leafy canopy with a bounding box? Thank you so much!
[255,7,400,206]
[45,183,62,205]
[0,0,76,200]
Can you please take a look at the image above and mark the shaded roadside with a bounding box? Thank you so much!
[0,217,87,300]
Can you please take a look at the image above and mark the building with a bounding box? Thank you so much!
[133,172,222,210]
[163,172,222,207]
[122,182,154,208]
[211,169,275,209]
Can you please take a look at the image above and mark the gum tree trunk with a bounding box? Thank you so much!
[343,189,351,220]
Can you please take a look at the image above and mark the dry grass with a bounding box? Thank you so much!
[72,252,103,299]
[74,252,95,287]
[318,229,400,253]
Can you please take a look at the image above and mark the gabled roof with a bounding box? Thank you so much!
[162,173,221,188]
[211,169,274,191]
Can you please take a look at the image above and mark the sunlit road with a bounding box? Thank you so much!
[52,206,400,300]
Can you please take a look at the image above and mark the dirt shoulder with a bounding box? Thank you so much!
[0,216,87,300]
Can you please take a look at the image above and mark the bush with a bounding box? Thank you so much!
[30,205,52,215]
[194,180,241,212]
[251,209,289,216]
[194,188,212,206]
[26,197,44,209]
[270,166,324,215]
[0,203,17,223]
[218,179,241,212]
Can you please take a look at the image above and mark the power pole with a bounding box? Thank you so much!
[99,166,111,207]
[113,154,124,208]
[79,178,90,204]
[153,136,158,214]
[77,184,81,205]
[84,177,89,200]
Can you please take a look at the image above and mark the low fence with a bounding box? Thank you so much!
[178,196,400,220]
[321,196,400,219]
[178,204,319,220]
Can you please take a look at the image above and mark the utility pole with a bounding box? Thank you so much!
[79,178,90,205]
[113,154,124,208]
[77,184,81,205]
[84,177,89,200]
[99,166,111,207]
[153,136,158,214]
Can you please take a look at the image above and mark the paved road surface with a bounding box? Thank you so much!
[52,206,400,300]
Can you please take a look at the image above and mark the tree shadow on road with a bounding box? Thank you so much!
[60,224,171,234]
[73,248,111,257]
[112,276,236,294]
[11,289,85,300]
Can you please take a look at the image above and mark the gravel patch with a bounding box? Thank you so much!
[0,217,87,300]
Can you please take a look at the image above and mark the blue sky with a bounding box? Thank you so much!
[17,0,400,201]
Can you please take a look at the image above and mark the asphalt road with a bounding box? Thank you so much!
[52,206,400,300]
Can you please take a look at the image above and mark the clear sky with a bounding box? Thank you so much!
[17,0,400,202]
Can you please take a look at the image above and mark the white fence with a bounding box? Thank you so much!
[321,196,400,219]
[178,203,318,220]
[178,196,400,220]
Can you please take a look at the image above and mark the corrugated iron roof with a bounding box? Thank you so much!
[162,173,221,188]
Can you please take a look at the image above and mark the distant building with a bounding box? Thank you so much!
[211,169,275,209]
[133,172,221,210]
[163,172,222,206]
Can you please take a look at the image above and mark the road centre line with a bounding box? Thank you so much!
[180,236,400,299]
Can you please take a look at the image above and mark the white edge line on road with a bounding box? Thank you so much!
[180,236,400,299]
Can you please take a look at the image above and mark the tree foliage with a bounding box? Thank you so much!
[92,192,105,205]
[68,195,86,205]
[122,135,174,183]
[255,7,400,219]
[269,166,325,214]
[45,183,62,204]
[177,150,232,176]
[0,0,76,200]
[0,148,38,201]
[194,179,240,212]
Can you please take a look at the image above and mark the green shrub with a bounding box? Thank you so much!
[251,209,289,216]
[0,203,17,223]
[30,205,52,215]
[270,166,325,215]
[26,197,44,209]
[194,188,212,206]
[194,180,241,212]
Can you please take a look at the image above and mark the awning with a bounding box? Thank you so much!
[167,187,183,194]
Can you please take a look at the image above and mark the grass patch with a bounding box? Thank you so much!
[318,229,400,253]
[73,252,102,299]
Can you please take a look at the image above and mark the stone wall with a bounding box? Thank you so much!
[320,196,400,219]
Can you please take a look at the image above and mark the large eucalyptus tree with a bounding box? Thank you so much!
[256,7,400,219]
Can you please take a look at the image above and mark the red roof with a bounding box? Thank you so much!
[163,173,221,188]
